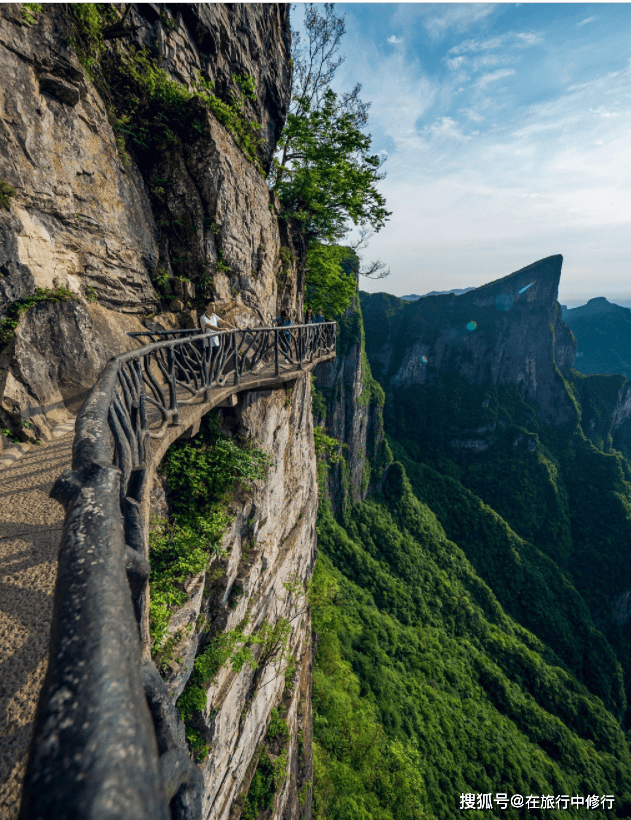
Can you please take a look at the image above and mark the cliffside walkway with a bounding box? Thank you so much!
[0,322,336,820]
[0,419,75,818]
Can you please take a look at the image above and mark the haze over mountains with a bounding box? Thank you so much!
[400,287,475,301]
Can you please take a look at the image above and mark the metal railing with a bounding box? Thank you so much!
[19,322,336,820]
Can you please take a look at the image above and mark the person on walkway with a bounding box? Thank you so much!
[304,307,314,324]
[314,308,326,323]
[274,309,293,362]
[200,300,236,346]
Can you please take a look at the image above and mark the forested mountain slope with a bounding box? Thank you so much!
[312,256,631,819]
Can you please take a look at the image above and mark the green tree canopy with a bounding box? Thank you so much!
[305,244,358,315]
[273,90,390,243]
[270,4,391,245]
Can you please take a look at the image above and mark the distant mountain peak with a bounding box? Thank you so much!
[562,296,631,379]
[361,255,576,426]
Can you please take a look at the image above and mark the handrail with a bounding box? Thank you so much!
[19,322,336,820]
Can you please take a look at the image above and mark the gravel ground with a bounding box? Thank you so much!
[0,427,73,820]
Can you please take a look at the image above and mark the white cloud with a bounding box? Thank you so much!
[387,35,403,45]
[577,16,598,27]
[446,56,466,71]
[334,32,437,155]
[392,4,497,42]
[590,106,619,118]
[420,117,472,144]
[475,68,515,90]
[459,106,486,124]
[449,30,542,56]
[515,32,543,46]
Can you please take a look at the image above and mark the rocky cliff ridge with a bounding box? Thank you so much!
[362,255,579,427]
[314,294,386,515]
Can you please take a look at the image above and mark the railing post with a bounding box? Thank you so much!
[298,326,303,370]
[275,329,279,376]
[203,335,211,401]
[167,346,179,425]
[233,330,240,385]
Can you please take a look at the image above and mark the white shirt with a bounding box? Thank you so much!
[200,312,221,346]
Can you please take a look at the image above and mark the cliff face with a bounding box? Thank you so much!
[0,3,294,443]
[0,5,318,819]
[362,255,578,427]
[314,296,385,515]
[151,379,316,820]
[562,297,631,381]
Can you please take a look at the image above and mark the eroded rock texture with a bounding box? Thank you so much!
[152,377,316,820]
[362,255,578,427]
[0,3,294,442]
[314,296,385,514]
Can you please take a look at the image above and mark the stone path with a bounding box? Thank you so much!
[0,419,75,820]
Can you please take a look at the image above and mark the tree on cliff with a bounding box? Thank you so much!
[271,4,390,311]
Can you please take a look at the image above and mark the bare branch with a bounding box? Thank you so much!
[348,228,391,279]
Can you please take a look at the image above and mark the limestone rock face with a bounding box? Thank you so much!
[0,299,147,440]
[152,376,316,820]
[0,3,293,439]
[314,298,384,513]
[145,3,292,168]
[0,6,159,313]
[362,255,578,427]
[613,381,631,462]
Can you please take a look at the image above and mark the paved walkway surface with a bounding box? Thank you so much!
[0,420,74,820]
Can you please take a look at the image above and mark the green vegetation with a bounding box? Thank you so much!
[242,748,277,819]
[314,426,344,464]
[0,287,76,347]
[272,88,389,243]
[376,368,631,713]
[68,3,116,77]
[242,707,291,818]
[83,285,98,303]
[149,415,270,659]
[215,250,231,274]
[68,5,262,169]
[176,616,292,761]
[312,555,436,820]
[271,4,390,321]
[270,6,389,243]
[313,289,631,818]
[0,179,16,210]
[109,52,261,168]
[21,3,43,25]
[305,243,357,315]
[176,623,252,760]
[313,471,631,819]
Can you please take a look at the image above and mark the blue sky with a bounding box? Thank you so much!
[293,3,631,306]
